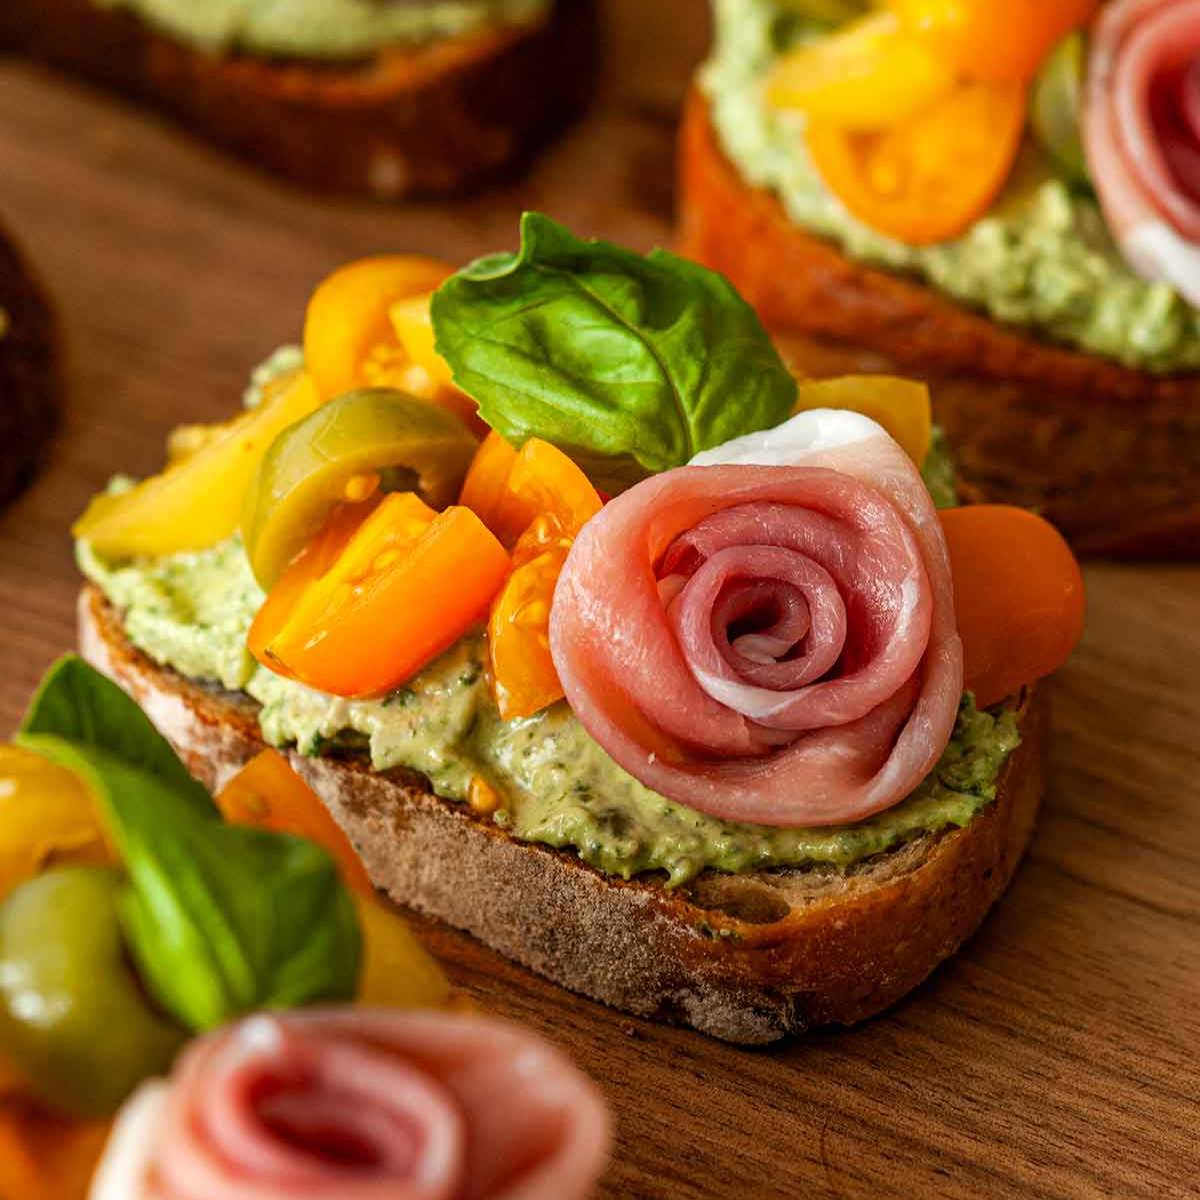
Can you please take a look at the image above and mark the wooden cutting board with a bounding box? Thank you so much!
[0,4,1196,1196]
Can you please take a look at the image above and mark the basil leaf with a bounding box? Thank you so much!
[22,655,212,813]
[432,212,797,492]
[18,658,360,1031]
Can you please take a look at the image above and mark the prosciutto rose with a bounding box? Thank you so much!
[550,410,963,828]
[1084,0,1200,304]
[89,1009,612,1200]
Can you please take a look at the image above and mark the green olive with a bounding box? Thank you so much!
[241,388,479,589]
[0,867,186,1118]
[1032,33,1091,189]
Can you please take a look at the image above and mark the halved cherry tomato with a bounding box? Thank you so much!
[0,747,111,905]
[807,80,1027,245]
[247,499,374,677]
[216,750,373,896]
[73,369,322,559]
[792,375,932,466]
[304,256,453,400]
[484,441,602,720]
[766,11,956,130]
[459,432,539,549]
[303,257,482,431]
[940,505,1085,708]
[888,0,1099,84]
[252,492,510,699]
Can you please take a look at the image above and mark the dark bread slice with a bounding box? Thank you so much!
[80,584,1047,1045]
[1,0,596,198]
[677,89,1200,558]
[0,226,57,506]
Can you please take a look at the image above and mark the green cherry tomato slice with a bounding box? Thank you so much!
[0,867,186,1119]
[241,388,479,589]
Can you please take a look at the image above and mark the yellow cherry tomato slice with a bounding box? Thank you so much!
[766,11,956,130]
[303,256,453,401]
[73,368,322,559]
[791,375,932,466]
[807,80,1027,245]
[0,747,110,905]
[353,895,453,1011]
[940,505,1085,708]
[888,0,1100,84]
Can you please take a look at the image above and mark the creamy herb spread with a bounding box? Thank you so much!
[79,520,1016,887]
[93,0,552,59]
[700,0,1200,374]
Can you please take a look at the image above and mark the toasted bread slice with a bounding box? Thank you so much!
[0,227,57,506]
[80,584,1047,1044]
[1,0,596,198]
[677,90,1200,558]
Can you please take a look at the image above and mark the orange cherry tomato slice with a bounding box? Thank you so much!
[459,432,539,550]
[216,750,374,896]
[807,80,1027,246]
[252,492,510,699]
[247,498,377,677]
[888,0,1100,84]
[483,440,602,720]
[0,1101,108,1200]
[940,505,1085,708]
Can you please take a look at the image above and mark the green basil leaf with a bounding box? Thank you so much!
[431,212,797,493]
[17,657,360,1031]
[22,655,212,813]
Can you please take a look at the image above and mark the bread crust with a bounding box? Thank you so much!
[0,228,57,506]
[80,584,1046,1044]
[677,89,1200,558]
[2,0,596,198]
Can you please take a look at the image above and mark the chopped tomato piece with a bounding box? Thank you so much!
[216,750,374,896]
[484,441,602,720]
[252,492,510,699]
[792,375,932,466]
[766,11,956,130]
[888,0,1099,84]
[940,505,1085,707]
[807,80,1027,245]
[352,894,453,1011]
[459,431,540,549]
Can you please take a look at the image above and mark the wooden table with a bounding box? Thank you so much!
[0,4,1197,1196]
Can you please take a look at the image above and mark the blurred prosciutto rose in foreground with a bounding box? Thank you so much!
[89,1009,612,1200]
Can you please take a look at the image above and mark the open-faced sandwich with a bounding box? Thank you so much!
[73,214,1085,1045]
[0,223,57,506]
[680,0,1200,556]
[0,656,611,1199]
[1,0,594,198]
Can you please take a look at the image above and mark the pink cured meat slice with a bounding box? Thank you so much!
[92,1010,611,1200]
[549,416,963,828]
[1084,0,1200,297]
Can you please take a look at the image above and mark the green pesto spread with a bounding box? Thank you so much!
[701,0,1200,374]
[78,517,1016,888]
[93,0,551,59]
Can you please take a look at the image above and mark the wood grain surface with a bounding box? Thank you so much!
[0,4,1197,1196]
